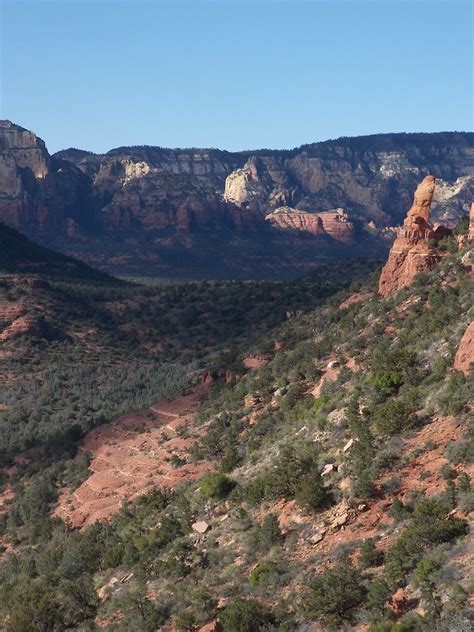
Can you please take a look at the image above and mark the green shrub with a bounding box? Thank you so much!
[371,370,405,398]
[412,557,442,618]
[220,446,242,473]
[372,399,416,436]
[294,476,332,513]
[358,539,384,569]
[7,580,65,632]
[366,578,392,618]
[352,470,377,499]
[385,499,468,586]
[249,561,280,587]
[174,612,197,631]
[199,472,236,499]
[266,443,332,512]
[220,598,274,631]
[249,513,282,553]
[302,561,367,628]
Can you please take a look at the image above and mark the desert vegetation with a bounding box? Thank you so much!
[0,223,472,631]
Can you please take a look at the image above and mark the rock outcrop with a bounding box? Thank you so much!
[453,322,474,374]
[265,206,325,236]
[265,206,355,243]
[378,176,452,297]
[0,315,54,342]
[0,120,92,234]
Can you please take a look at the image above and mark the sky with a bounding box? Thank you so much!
[0,0,472,154]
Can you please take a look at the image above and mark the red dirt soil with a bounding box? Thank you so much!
[338,292,371,311]
[54,385,212,529]
[243,355,269,370]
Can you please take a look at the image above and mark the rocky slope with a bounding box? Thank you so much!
[1,120,474,276]
[0,201,472,630]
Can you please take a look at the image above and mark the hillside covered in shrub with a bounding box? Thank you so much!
[0,221,472,631]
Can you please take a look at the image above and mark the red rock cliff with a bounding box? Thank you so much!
[265,206,355,244]
[378,176,452,297]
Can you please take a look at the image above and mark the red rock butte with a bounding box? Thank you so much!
[378,176,452,297]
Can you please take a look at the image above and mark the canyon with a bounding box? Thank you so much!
[1,120,473,277]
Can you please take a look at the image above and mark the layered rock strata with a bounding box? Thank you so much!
[265,206,355,243]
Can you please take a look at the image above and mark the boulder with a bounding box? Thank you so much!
[321,463,337,477]
[192,521,210,534]
[342,438,354,453]
[309,530,326,544]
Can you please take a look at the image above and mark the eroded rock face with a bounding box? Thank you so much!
[454,322,474,374]
[224,157,291,212]
[319,210,356,244]
[0,120,91,234]
[378,176,452,297]
[265,206,324,236]
[265,206,355,243]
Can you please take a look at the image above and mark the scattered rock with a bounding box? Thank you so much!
[333,512,349,527]
[327,500,352,529]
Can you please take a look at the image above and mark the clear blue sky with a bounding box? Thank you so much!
[1,0,472,154]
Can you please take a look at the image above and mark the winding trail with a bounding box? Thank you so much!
[54,385,212,529]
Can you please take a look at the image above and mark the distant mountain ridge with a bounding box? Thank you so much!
[1,120,473,277]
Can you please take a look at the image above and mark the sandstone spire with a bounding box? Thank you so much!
[378,175,452,297]
[406,175,436,223]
